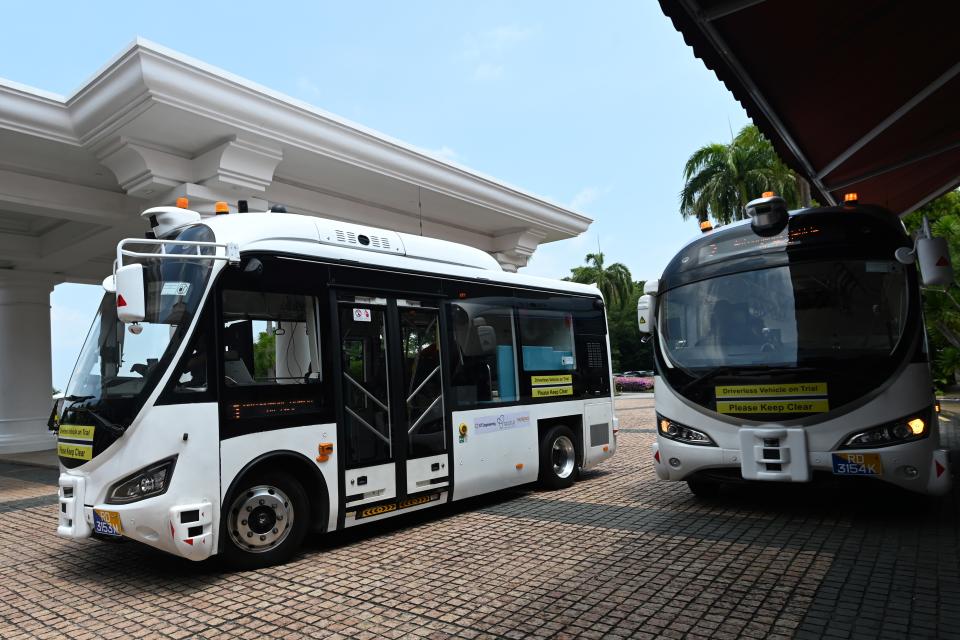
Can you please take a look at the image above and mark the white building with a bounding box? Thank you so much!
[0,39,591,454]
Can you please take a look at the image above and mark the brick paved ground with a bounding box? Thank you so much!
[0,397,958,639]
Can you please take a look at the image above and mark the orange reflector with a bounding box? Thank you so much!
[214,201,229,214]
[316,454,329,463]
[762,191,775,198]
[319,442,334,455]
[602,445,609,452]
[515,463,523,470]
[936,402,941,414]
[176,197,189,209]
[700,220,713,233]
[844,192,858,203]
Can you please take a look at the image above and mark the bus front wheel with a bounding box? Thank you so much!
[221,471,309,570]
[686,479,721,499]
[539,425,579,490]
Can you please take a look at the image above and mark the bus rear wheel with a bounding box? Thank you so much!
[539,425,579,490]
[221,471,309,570]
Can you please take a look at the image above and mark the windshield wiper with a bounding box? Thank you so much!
[78,408,125,438]
[681,365,818,394]
[64,394,94,402]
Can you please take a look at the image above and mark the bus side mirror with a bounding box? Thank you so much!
[917,236,954,287]
[637,294,654,335]
[116,263,146,323]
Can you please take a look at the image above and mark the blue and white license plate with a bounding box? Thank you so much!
[93,509,123,537]
[832,453,883,476]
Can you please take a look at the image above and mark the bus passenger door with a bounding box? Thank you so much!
[337,296,397,513]
[397,300,448,495]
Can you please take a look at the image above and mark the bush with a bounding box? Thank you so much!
[614,376,654,393]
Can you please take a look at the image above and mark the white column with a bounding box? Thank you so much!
[0,271,57,453]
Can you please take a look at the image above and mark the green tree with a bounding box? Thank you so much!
[680,124,800,224]
[565,252,633,309]
[607,280,653,372]
[253,329,276,380]
[904,190,960,387]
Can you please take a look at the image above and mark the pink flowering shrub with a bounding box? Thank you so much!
[614,376,654,392]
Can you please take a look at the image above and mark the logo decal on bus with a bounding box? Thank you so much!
[474,411,530,435]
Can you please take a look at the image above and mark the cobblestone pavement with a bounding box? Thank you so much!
[0,397,958,639]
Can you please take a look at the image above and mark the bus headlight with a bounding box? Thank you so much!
[841,413,930,449]
[656,414,716,446]
[106,456,177,504]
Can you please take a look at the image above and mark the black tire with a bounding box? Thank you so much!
[686,479,721,499]
[221,471,310,570]
[538,425,579,490]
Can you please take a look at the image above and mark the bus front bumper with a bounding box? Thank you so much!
[652,436,952,495]
[57,472,215,561]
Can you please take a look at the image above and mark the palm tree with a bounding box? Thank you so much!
[566,252,632,308]
[680,124,800,224]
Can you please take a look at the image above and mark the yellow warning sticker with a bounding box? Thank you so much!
[717,399,830,415]
[532,385,574,398]
[57,442,93,460]
[358,503,397,519]
[715,382,827,398]
[531,374,573,386]
[58,424,95,441]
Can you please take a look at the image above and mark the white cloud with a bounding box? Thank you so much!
[473,63,504,81]
[568,185,611,212]
[423,145,461,163]
[462,24,538,81]
[295,75,322,98]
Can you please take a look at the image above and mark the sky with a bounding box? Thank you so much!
[0,1,750,389]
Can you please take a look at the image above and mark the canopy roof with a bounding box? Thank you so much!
[660,0,960,214]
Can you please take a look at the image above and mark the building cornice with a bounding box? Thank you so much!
[0,38,591,238]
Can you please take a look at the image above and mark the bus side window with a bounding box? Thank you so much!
[447,301,518,407]
[517,309,576,371]
[221,290,322,386]
[163,306,214,400]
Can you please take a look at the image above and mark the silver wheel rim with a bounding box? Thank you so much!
[228,485,294,554]
[552,435,576,479]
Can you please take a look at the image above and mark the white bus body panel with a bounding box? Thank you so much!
[451,398,615,501]
[219,423,340,534]
[58,403,221,561]
[652,363,951,495]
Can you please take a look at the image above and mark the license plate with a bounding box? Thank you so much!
[93,509,123,537]
[832,453,883,476]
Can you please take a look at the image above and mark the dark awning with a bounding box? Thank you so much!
[659,0,960,214]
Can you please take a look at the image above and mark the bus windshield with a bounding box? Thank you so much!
[658,259,910,374]
[63,225,215,428]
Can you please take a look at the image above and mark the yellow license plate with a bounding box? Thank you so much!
[832,453,883,476]
[93,509,123,537]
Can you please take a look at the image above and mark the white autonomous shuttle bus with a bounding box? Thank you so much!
[53,200,617,568]
[638,193,953,497]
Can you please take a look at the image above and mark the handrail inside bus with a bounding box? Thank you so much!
[343,373,389,412]
[344,406,391,447]
[407,395,442,435]
[406,366,439,404]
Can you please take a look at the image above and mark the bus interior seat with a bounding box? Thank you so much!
[224,351,255,385]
